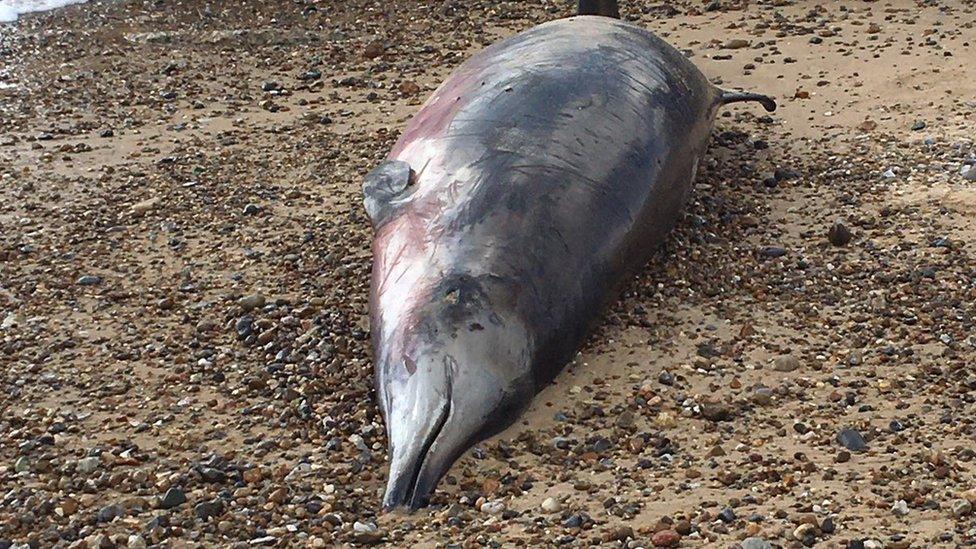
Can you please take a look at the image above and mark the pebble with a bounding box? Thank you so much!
[951,499,972,517]
[353,521,376,533]
[773,354,801,372]
[700,402,734,422]
[76,275,102,286]
[740,538,773,549]
[892,500,909,516]
[131,198,158,215]
[836,428,869,452]
[194,499,225,521]
[480,500,505,515]
[651,529,681,547]
[97,504,124,523]
[718,507,736,522]
[828,221,852,246]
[962,164,976,181]
[76,456,100,474]
[127,535,147,549]
[541,497,561,513]
[159,488,187,509]
[13,457,29,473]
[724,38,751,49]
[239,294,266,311]
[792,523,816,541]
[758,246,788,258]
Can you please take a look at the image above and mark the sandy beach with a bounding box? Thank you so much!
[1,0,975,547]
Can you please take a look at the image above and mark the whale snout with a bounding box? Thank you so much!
[378,306,534,510]
[382,361,453,510]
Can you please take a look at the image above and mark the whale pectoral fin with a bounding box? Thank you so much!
[363,160,415,228]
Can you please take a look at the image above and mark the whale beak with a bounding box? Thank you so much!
[376,301,535,511]
[381,363,455,510]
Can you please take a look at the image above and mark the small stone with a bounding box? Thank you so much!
[480,500,505,515]
[239,294,266,312]
[961,165,976,181]
[159,488,187,509]
[127,535,147,549]
[793,523,816,541]
[837,428,868,452]
[774,355,801,372]
[651,529,681,547]
[243,203,261,215]
[97,504,124,523]
[85,534,112,549]
[718,507,736,522]
[131,198,159,215]
[562,514,584,528]
[61,497,79,515]
[858,120,878,132]
[363,41,385,59]
[658,371,674,385]
[195,499,225,521]
[353,521,376,533]
[615,410,635,429]
[759,246,787,258]
[76,456,100,474]
[752,387,774,405]
[741,538,773,549]
[541,497,561,513]
[882,168,897,179]
[399,81,421,96]
[261,81,280,92]
[911,120,926,131]
[828,221,852,246]
[951,499,972,517]
[607,525,634,542]
[13,457,29,473]
[892,500,909,516]
[724,39,751,49]
[700,402,734,422]
[76,275,102,286]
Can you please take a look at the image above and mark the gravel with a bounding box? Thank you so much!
[0,0,973,547]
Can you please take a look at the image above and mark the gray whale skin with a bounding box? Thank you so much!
[363,14,775,510]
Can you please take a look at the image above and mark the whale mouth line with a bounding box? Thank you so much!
[386,363,454,511]
[404,392,450,507]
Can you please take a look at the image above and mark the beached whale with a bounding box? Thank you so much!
[364,0,775,509]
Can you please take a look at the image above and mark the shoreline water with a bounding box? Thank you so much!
[0,0,87,22]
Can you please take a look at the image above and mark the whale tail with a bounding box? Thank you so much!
[579,0,620,18]
[718,90,777,112]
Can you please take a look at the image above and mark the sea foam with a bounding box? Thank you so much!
[0,0,88,23]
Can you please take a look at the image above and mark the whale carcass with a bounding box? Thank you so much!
[363,2,775,510]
